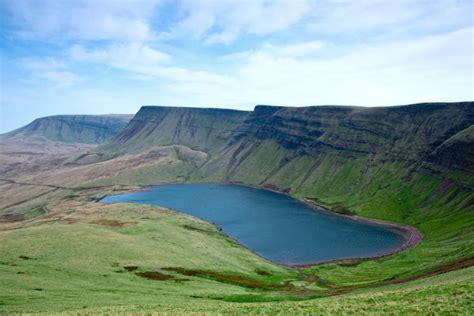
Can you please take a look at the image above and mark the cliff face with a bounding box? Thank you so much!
[101,106,249,154]
[95,103,473,187]
[2,115,132,144]
[231,102,473,160]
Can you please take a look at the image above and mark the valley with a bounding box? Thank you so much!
[0,102,473,313]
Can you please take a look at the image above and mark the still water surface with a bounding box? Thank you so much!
[101,183,406,265]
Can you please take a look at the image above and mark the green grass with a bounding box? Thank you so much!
[1,200,472,314]
[19,259,473,314]
[1,115,473,313]
[0,203,300,313]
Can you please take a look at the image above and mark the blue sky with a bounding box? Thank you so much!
[0,0,473,133]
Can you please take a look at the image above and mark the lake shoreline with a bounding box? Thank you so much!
[99,180,423,268]
[225,182,423,268]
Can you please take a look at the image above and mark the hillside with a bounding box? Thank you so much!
[75,101,473,287]
[1,114,133,144]
[90,102,473,187]
[0,102,472,313]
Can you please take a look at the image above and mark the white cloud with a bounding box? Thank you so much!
[68,43,231,86]
[69,43,170,67]
[2,0,473,134]
[307,0,473,36]
[171,0,312,44]
[3,0,161,40]
[218,27,473,106]
[20,57,80,86]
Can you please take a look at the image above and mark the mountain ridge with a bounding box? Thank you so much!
[1,114,133,144]
[90,102,473,188]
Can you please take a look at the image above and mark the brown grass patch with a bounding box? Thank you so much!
[0,213,25,222]
[163,267,278,290]
[255,269,272,276]
[182,224,213,234]
[124,265,138,272]
[89,219,135,227]
[337,260,362,267]
[136,271,175,281]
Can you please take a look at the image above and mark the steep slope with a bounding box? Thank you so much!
[0,102,473,312]
[191,102,473,186]
[1,114,133,144]
[78,102,473,286]
[103,106,248,152]
[75,106,248,163]
[422,124,474,186]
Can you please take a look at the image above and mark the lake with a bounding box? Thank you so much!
[101,183,407,265]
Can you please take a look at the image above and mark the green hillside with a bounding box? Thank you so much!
[82,102,474,290]
[2,114,133,144]
[0,102,472,313]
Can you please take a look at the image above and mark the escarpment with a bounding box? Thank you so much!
[1,114,133,144]
[77,101,473,200]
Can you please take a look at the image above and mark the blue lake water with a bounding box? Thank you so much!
[101,183,406,265]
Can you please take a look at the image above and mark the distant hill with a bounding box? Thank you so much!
[87,102,473,186]
[1,114,133,144]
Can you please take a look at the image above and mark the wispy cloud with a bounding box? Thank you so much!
[2,0,161,40]
[1,0,473,133]
[307,0,473,37]
[224,27,474,106]
[68,43,230,85]
[170,0,312,44]
[20,57,81,86]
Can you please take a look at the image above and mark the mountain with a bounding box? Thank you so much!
[1,114,133,144]
[101,106,248,154]
[87,102,473,187]
[1,102,473,313]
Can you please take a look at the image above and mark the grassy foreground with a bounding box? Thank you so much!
[0,198,472,314]
[0,202,297,313]
[68,266,474,314]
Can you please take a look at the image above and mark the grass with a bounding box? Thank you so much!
[40,266,474,314]
[0,202,299,313]
[0,195,472,313]
[1,110,473,313]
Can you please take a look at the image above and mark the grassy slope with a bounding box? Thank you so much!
[199,140,474,287]
[1,103,473,313]
[0,202,297,313]
[2,115,132,144]
[0,199,472,314]
[20,140,467,313]
[73,266,474,314]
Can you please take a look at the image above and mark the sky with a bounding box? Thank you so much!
[0,0,473,133]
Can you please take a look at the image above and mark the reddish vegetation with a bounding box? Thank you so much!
[389,256,474,285]
[263,183,291,193]
[263,183,279,191]
[436,180,453,195]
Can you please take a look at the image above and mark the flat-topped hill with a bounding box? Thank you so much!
[2,114,133,144]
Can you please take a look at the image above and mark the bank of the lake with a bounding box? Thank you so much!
[101,183,420,266]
